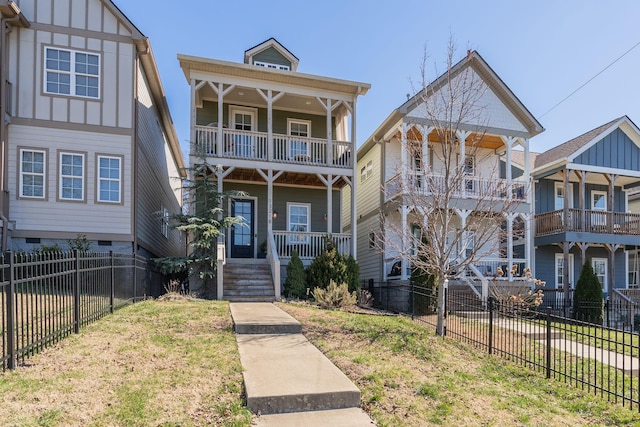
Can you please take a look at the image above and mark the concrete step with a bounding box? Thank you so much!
[224,295,277,303]
[230,303,301,334]
[255,408,375,426]
[236,333,361,414]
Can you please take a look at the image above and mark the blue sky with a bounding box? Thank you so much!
[117,1,640,159]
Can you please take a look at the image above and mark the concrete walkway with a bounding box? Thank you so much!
[230,303,375,426]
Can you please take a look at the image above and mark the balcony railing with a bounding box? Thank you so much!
[194,126,352,169]
[535,209,640,236]
[385,173,527,202]
[272,231,351,260]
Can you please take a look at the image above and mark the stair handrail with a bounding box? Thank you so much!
[611,288,637,305]
[267,230,281,300]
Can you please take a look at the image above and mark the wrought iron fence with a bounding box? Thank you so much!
[1,251,163,371]
[366,280,640,410]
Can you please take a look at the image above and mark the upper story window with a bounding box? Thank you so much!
[288,119,310,158]
[360,160,373,182]
[254,61,290,71]
[162,207,170,238]
[45,47,100,99]
[20,149,46,199]
[98,156,122,203]
[59,152,84,201]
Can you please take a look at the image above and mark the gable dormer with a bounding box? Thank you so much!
[243,38,299,71]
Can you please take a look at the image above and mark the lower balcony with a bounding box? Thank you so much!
[535,209,640,237]
[194,126,352,169]
[271,231,351,260]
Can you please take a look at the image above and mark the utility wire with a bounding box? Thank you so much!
[540,39,640,118]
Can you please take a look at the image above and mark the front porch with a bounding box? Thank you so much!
[535,209,640,237]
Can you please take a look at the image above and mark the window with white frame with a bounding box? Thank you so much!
[254,61,290,71]
[287,203,310,243]
[628,251,639,289]
[59,153,84,201]
[592,190,607,211]
[45,47,100,98]
[555,253,574,289]
[554,181,574,210]
[592,258,608,292]
[288,119,310,158]
[98,156,121,203]
[162,207,169,238]
[20,149,46,198]
[360,160,373,182]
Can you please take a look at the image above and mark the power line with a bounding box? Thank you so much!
[540,39,640,118]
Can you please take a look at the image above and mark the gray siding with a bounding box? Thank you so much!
[135,66,184,258]
[357,215,383,283]
[574,129,640,171]
[252,47,291,68]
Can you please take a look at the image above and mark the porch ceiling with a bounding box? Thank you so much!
[401,128,506,150]
[197,85,337,116]
[225,168,348,188]
[544,170,640,187]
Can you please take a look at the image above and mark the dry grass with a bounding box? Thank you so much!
[0,298,252,427]
[279,302,640,427]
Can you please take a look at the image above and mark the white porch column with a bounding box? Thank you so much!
[506,212,515,280]
[401,205,410,280]
[456,131,470,197]
[189,79,197,149]
[506,139,513,201]
[257,89,284,161]
[217,83,224,156]
[401,123,409,191]
[216,168,225,300]
[523,213,531,272]
[350,98,358,259]
[523,138,531,203]
[326,98,333,165]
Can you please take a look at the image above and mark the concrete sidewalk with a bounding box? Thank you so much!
[230,303,375,426]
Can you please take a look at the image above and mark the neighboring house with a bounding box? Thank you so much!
[355,51,543,299]
[532,116,640,299]
[0,0,186,258]
[178,38,369,299]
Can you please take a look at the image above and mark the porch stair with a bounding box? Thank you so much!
[223,259,276,302]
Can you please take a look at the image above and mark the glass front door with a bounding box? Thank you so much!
[231,199,254,258]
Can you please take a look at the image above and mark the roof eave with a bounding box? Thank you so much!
[0,1,30,27]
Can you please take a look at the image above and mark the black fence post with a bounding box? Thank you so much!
[110,251,114,314]
[385,280,389,311]
[488,297,494,355]
[606,298,610,329]
[443,286,448,337]
[6,251,15,370]
[546,306,552,379]
[411,281,415,320]
[73,250,80,334]
[134,254,138,302]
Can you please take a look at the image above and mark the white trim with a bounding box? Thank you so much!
[19,148,46,199]
[287,118,312,158]
[59,152,85,201]
[44,47,101,99]
[591,190,607,211]
[254,61,290,71]
[592,257,608,293]
[287,202,311,244]
[228,105,258,131]
[555,253,574,289]
[554,181,573,209]
[161,207,169,238]
[627,250,639,289]
[360,160,372,183]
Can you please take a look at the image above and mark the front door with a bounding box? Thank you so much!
[231,199,254,258]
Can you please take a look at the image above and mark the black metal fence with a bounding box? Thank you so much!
[367,281,640,410]
[1,251,163,371]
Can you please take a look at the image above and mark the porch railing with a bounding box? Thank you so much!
[385,173,527,202]
[272,231,351,260]
[535,209,640,236]
[194,126,352,168]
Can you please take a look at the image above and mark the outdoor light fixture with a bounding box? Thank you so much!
[323,212,328,221]
[272,210,278,219]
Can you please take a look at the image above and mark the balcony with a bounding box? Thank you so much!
[535,209,640,237]
[194,126,352,169]
[385,173,528,202]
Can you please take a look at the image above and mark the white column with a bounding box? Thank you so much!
[457,131,470,197]
[523,213,531,272]
[350,98,358,259]
[267,90,274,161]
[506,139,513,201]
[217,83,224,156]
[326,98,333,165]
[326,174,333,234]
[189,79,196,150]
[401,205,409,280]
[523,138,530,203]
[506,212,515,280]
[401,123,409,191]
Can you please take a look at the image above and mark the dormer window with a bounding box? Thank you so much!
[254,61,290,71]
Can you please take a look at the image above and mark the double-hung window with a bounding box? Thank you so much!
[288,203,310,244]
[20,149,46,198]
[45,47,100,99]
[162,207,169,238]
[98,156,121,203]
[288,119,310,159]
[59,153,84,201]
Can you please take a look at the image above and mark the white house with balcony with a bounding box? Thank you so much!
[178,38,370,300]
[353,51,543,299]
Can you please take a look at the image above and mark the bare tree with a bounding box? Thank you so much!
[381,41,529,335]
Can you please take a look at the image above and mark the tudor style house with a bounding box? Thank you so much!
[0,0,185,258]
[532,116,640,301]
[354,51,543,300]
[179,38,369,300]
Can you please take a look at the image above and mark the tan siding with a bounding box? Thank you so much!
[8,125,132,234]
[135,64,184,257]
[357,215,382,282]
[357,144,382,218]
[53,0,70,27]
[117,42,134,129]
[70,0,87,29]
[18,29,35,119]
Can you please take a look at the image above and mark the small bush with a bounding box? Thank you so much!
[312,280,356,309]
[573,261,604,324]
[284,250,307,299]
[411,265,438,315]
[307,237,359,292]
